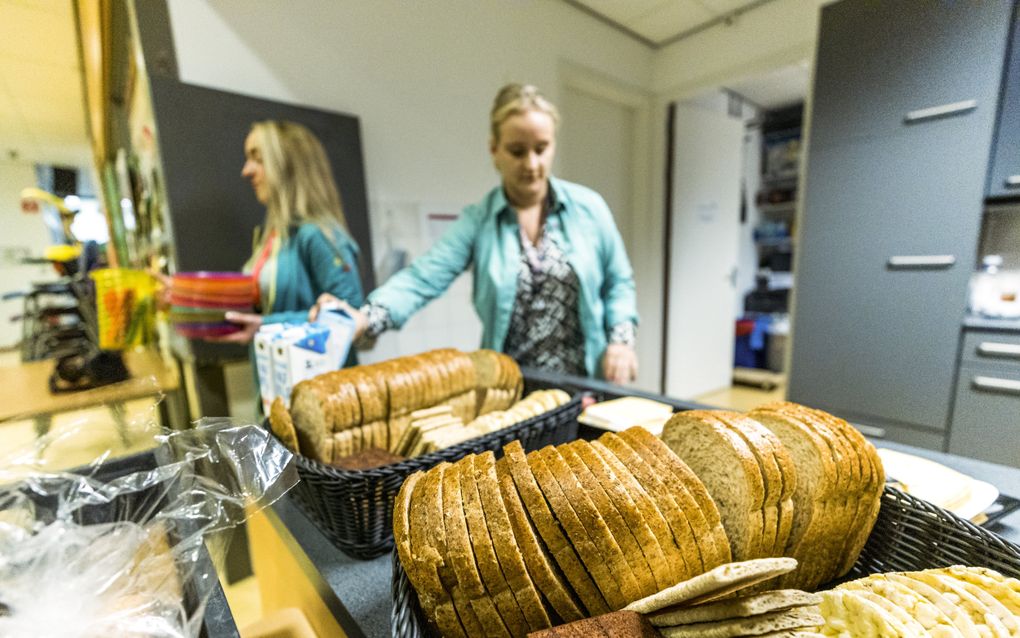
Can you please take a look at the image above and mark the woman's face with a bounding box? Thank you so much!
[241,130,270,204]
[491,109,556,207]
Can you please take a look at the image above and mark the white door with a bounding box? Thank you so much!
[665,102,744,399]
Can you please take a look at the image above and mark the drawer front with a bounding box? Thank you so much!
[961,330,1020,370]
[949,364,1020,468]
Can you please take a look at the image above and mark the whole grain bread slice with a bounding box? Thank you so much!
[504,441,609,616]
[662,411,766,563]
[434,461,485,636]
[582,438,685,590]
[593,436,695,585]
[460,453,531,637]
[533,445,637,609]
[748,408,838,591]
[620,427,731,569]
[443,457,511,637]
[474,452,551,633]
[624,558,798,614]
[559,441,661,599]
[712,412,783,559]
[648,590,821,627]
[409,465,467,637]
[495,456,586,623]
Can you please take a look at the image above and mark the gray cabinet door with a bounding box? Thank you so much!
[811,0,1013,150]
[948,364,1020,468]
[789,116,988,432]
[988,8,1020,200]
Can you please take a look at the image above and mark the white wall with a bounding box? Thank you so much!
[166,0,655,362]
[0,160,57,349]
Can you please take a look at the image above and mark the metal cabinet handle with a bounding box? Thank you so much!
[1006,175,1020,188]
[972,376,1020,395]
[978,342,1020,359]
[904,99,977,124]
[887,255,956,269]
[855,424,886,439]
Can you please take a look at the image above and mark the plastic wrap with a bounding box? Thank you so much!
[0,418,298,638]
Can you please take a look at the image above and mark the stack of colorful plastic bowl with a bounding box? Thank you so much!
[169,272,256,339]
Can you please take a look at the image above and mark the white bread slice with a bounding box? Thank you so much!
[841,589,928,636]
[839,576,964,637]
[658,606,823,638]
[908,571,1011,638]
[943,566,1020,616]
[888,573,981,638]
[624,558,798,614]
[819,589,913,637]
[662,411,766,562]
[940,575,1020,636]
[648,589,821,626]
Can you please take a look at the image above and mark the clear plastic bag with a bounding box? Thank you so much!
[0,418,298,638]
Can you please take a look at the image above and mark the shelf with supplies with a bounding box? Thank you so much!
[758,200,798,216]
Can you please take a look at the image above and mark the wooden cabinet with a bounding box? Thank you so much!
[788,0,1014,447]
[988,6,1020,200]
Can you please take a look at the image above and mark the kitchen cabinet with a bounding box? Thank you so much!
[810,0,1014,150]
[788,0,1014,447]
[949,331,1020,467]
[988,6,1020,200]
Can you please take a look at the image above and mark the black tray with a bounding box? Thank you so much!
[391,485,1020,638]
[275,393,583,560]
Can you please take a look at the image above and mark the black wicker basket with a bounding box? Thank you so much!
[278,393,583,560]
[390,485,1020,638]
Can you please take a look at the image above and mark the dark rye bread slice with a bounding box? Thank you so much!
[712,412,784,559]
[594,435,696,584]
[494,457,586,625]
[504,441,610,616]
[461,453,531,637]
[406,466,467,637]
[621,427,732,568]
[527,610,660,638]
[662,412,766,563]
[474,452,552,633]
[559,441,662,599]
[532,445,637,609]
[583,438,687,590]
[444,457,512,637]
[748,407,839,591]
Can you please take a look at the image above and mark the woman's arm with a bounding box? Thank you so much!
[593,194,639,383]
[366,208,479,329]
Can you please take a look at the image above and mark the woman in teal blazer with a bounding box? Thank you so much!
[215,120,363,352]
[316,85,638,383]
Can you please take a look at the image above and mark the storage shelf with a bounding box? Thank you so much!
[758,201,797,215]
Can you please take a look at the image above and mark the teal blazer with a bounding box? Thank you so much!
[368,177,638,377]
[261,221,364,325]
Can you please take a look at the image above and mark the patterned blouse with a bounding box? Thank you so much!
[360,211,636,373]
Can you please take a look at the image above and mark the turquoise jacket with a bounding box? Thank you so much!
[368,177,638,377]
[262,221,364,327]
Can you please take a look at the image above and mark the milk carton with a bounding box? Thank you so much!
[271,326,311,408]
[254,323,288,414]
[317,307,357,366]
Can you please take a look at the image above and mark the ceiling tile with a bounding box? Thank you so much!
[574,0,674,25]
[695,0,761,14]
[626,0,715,44]
[0,0,78,66]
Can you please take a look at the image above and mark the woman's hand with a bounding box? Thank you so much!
[602,343,638,385]
[207,311,263,344]
[309,293,368,339]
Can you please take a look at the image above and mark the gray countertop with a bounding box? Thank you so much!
[268,433,1020,638]
[964,315,1020,332]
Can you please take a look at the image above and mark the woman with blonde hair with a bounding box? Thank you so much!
[216,120,363,352]
[315,84,638,383]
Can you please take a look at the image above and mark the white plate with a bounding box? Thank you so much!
[953,479,1000,522]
